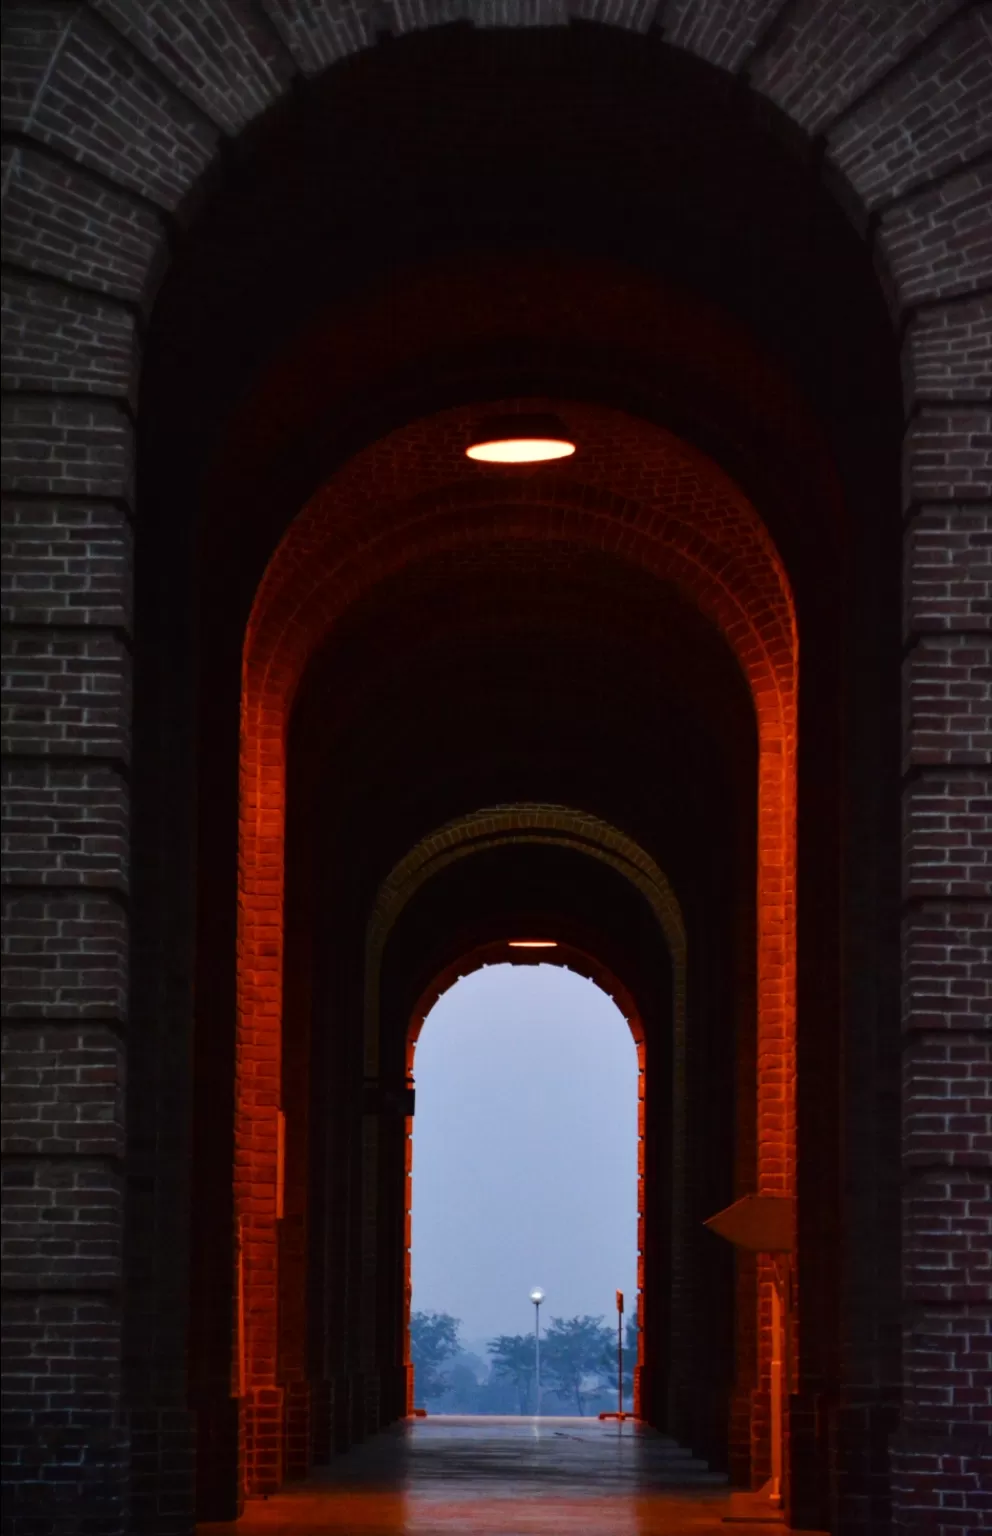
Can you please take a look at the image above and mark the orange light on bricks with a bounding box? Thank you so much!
[237,399,799,1500]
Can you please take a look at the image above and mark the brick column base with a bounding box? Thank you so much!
[192,1396,241,1521]
[728,1385,754,1485]
[787,1390,831,1532]
[309,1378,334,1464]
[363,1371,381,1438]
[1,1413,129,1536]
[333,1374,354,1452]
[245,1386,285,1494]
[127,1408,197,1536]
[829,1398,901,1535]
[749,1387,771,1488]
[377,1362,406,1425]
[891,1433,992,1536]
[347,1373,367,1444]
[283,1381,311,1480]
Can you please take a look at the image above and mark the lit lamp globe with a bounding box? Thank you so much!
[465,414,575,465]
[529,1288,545,1307]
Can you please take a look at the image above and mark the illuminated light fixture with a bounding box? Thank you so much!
[465,413,576,464]
[508,940,558,949]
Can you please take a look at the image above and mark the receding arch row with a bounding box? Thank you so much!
[365,802,689,1426]
[235,402,796,1492]
[365,800,687,1073]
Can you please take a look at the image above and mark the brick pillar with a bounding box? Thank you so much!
[1,14,215,1533]
[894,433,991,1527]
[2,456,135,1533]
[634,1039,646,1421]
[279,783,315,1482]
[731,859,759,1486]
[308,1378,334,1463]
[378,1073,417,1429]
[403,1086,415,1418]
[237,719,288,1493]
[892,910,992,1532]
[755,708,798,1493]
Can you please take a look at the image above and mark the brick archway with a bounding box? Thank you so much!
[405,939,649,1417]
[366,805,686,1425]
[365,801,685,1106]
[237,401,796,1493]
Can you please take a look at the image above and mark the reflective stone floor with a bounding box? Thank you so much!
[201,1416,792,1535]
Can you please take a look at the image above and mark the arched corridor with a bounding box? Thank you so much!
[2,9,987,1536]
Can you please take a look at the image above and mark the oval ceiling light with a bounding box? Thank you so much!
[508,939,558,949]
[465,413,576,464]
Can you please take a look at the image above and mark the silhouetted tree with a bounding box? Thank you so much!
[487,1333,536,1413]
[541,1315,615,1414]
[410,1310,460,1401]
[445,1361,484,1410]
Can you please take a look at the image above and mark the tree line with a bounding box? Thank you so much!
[410,1310,637,1416]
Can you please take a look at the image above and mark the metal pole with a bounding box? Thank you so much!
[598,1291,630,1424]
[616,1289,625,1416]
[617,1306,623,1416]
[534,1298,541,1416]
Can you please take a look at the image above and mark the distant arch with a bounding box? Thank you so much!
[406,938,648,1417]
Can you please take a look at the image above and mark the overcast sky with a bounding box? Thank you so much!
[410,963,638,1351]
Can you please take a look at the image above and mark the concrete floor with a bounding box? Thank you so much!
[200,1417,793,1535]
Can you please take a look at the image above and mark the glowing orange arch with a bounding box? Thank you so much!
[370,805,686,1423]
[406,939,648,1419]
[236,399,796,1493]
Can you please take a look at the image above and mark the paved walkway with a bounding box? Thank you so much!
[200,1416,792,1535]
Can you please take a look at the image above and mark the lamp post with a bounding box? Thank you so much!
[529,1287,545,1416]
[598,1289,633,1422]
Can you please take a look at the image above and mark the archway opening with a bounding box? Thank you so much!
[235,393,787,1495]
[118,23,901,1529]
[408,963,639,1419]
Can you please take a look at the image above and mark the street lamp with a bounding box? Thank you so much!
[529,1287,545,1416]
